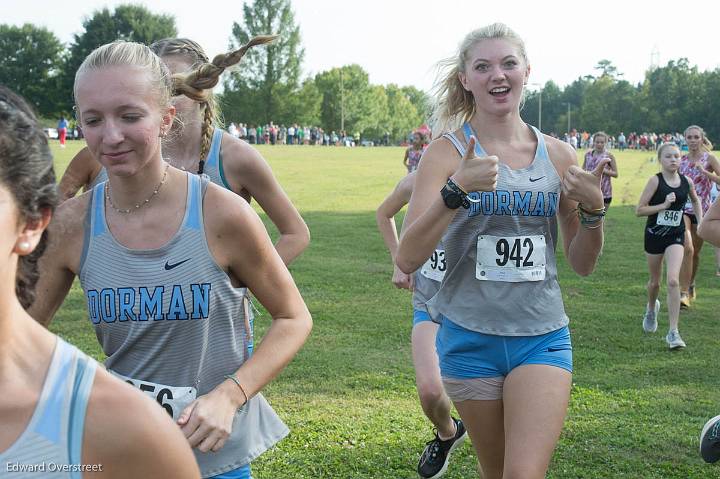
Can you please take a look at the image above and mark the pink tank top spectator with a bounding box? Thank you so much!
[584,150,612,199]
[680,152,712,215]
[406,148,423,173]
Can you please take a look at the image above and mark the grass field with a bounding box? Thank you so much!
[48,140,720,478]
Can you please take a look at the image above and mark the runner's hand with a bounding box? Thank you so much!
[451,136,498,193]
[392,264,414,290]
[563,157,609,209]
[664,192,676,207]
[177,388,238,453]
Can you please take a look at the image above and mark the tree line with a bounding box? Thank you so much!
[522,58,720,142]
[2,1,718,143]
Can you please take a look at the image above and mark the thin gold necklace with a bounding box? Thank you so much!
[105,164,170,214]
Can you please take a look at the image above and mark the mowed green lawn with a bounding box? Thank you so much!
[48,140,720,478]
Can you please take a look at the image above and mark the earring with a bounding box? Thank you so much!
[18,241,31,253]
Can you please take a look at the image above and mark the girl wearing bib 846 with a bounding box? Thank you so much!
[397,24,607,478]
[636,143,702,349]
[29,41,312,479]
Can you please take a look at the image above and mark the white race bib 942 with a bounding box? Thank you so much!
[476,235,546,282]
[110,370,197,420]
[420,249,446,282]
[657,209,682,226]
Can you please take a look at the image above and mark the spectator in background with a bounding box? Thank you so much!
[57,115,69,148]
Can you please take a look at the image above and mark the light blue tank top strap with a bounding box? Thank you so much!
[462,123,489,157]
[203,128,231,189]
[67,343,97,475]
[204,128,224,169]
[0,338,97,479]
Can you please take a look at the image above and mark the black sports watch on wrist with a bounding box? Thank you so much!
[441,179,470,209]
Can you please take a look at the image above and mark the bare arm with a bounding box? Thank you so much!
[84,371,201,478]
[376,173,414,289]
[27,197,86,326]
[698,195,720,246]
[58,147,102,201]
[635,176,667,217]
[222,135,310,265]
[376,173,414,260]
[403,148,410,168]
[688,178,703,223]
[397,135,499,273]
[604,153,619,178]
[550,139,606,276]
[700,154,720,186]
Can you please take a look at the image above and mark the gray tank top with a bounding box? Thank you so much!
[87,165,108,191]
[203,128,230,189]
[78,173,288,477]
[412,240,445,315]
[0,339,96,479]
[427,123,568,336]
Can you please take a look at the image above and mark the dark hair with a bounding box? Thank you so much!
[0,85,58,309]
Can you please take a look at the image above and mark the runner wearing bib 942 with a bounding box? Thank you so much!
[636,143,702,349]
[397,23,607,478]
[376,171,467,479]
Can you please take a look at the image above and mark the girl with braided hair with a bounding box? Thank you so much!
[30,41,312,479]
[59,36,309,266]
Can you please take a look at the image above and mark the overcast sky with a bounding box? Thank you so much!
[7,0,719,94]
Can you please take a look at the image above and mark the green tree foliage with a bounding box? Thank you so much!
[59,4,176,111]
[314,65,371,134]
[0,24,63,116]
[225,0,303,124]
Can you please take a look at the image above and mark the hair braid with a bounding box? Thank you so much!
[170,35,278,102]
[198,105,214,173]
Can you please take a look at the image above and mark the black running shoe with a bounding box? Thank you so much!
[417,418,467,479]
[700,414,720,463]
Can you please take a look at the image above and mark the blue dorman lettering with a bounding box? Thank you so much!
[85,283,211,324]
[468,189,559,218]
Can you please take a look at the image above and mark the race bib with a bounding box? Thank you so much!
[110,370,197,420]
[657,209,682,227]
[420,249,446,282]
[476,235,546,282]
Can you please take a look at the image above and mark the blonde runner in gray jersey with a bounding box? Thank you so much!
[80,173,288,476]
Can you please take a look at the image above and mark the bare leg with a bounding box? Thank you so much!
[689,222,704,290]
[664,244,684,331]
[680,215,694,294]
[454,399,505,479]
[646,253,663,308]
[412,321,455,438]
[501,365,572,479]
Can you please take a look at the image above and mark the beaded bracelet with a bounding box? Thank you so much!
[224,374,249,405]
[576,203,606,229]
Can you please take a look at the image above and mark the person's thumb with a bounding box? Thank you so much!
[462,136,477,161]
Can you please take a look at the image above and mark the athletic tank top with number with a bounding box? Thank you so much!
[79,173,288,477]
[0,339,96,479]
[427,123,567,336]
[413,239,445,315]
[646,173,689,236]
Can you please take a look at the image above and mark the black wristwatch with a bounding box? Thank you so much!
[441,178,470,209]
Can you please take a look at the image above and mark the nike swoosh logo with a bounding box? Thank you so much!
[164,258,191,270]
[529,176,545,182]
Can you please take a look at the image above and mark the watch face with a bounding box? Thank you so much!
[442,189,463,209]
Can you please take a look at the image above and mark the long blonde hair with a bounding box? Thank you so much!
[151,36,276,167]
[429,23,528,137]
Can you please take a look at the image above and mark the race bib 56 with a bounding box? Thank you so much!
[110,370,197,420]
